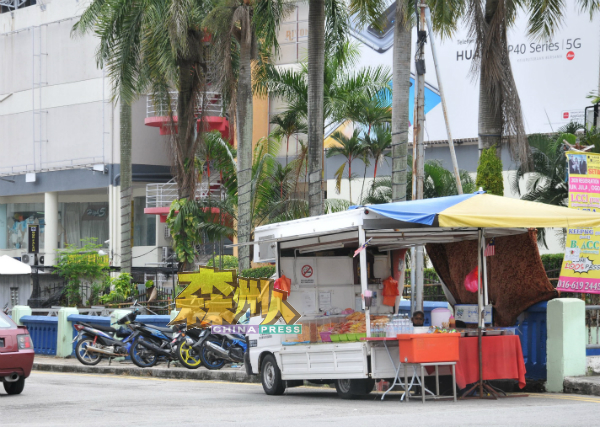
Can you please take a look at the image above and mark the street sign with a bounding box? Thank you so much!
[28,224,39,254]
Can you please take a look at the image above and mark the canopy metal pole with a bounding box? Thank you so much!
[477,228,484,398]
[482,231,489,306]
[410,247,416,316]
[359,226,371,337]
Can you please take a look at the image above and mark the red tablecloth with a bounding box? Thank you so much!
[454,335,527,389]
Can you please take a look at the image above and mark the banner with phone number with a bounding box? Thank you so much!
[557,151,600,293]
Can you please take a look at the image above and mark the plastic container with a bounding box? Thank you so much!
[338,334,349,342]
[397,333,460,363]
[331,334,341,342]
[320,332,333,342]
[499,327,516,335]
[356,333,366,340]
[431,308,452,328]
[346,333,358,342]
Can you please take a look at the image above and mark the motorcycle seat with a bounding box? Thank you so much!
[79,322,118,334]
[147,325,174,333]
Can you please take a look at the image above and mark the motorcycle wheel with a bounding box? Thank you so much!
[177,341,203,369]
[129,336,159,368]
[75,336,103,366]
[199,339,227,370]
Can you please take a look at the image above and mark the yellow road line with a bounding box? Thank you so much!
[527,393,600,403]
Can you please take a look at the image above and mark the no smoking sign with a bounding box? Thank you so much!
[301,265,313,278]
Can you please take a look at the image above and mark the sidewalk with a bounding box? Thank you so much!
[33,356,260,383]
[564,376,600,396]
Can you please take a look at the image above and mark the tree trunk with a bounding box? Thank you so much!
[176,60,199,272]
[478,82,503,153]
[308,0,325,216]
[120,100,132,274]
[391,2,411,202]
[236,29,254,272]
[348,159,353,204]
[177,60,198,201]
[286,135,290,166]
[478,0,503,155]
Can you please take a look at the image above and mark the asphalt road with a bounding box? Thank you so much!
[2,372,600,427]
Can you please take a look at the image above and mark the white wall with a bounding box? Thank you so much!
[1,0,170,175]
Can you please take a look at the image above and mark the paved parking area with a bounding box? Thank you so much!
[2,371,600,426]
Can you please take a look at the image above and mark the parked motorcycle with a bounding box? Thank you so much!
[175,328,208,369]
[72,310,139,366]
[197,331,248,370]
[127,321,185,368]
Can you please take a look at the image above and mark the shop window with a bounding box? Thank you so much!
[133,197,156,247]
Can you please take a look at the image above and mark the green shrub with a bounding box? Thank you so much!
[476,145,504,196]
[206,255,238,270]
[240,266,276,278]
[541,253,564,273]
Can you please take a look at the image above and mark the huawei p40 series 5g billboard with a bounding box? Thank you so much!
[275,2,599,142]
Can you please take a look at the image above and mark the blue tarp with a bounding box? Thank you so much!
[365,193,478,225]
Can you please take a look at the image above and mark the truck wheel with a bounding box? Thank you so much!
[335,379,375,399]
[335,379,356,399]
[261,354,286,395]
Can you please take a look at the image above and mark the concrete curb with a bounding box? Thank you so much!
[32,361,261,383]
[563,376,600,396]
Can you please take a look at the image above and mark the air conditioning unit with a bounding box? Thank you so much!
[21,253,35,266]
[162,246,173,262]
[21,253,44,266]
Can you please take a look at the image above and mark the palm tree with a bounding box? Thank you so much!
[270,112,307,166]
[326,130,366,204]
[73,0,213,271]
[308,0,326,217]
[119,105,132,273]
[260,42,391,135]
[206,0,290,271]
[362,124,391,180]
[391,1,413,202]
[306,0,350,217]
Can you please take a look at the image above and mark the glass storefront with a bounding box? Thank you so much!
[0,197,155,250]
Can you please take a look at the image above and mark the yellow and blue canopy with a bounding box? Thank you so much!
[364,192,600,229]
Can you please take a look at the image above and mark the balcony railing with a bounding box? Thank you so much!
[146,179,224,209]
[146,91,224,118]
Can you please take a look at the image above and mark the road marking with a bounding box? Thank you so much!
[527,393,600,403]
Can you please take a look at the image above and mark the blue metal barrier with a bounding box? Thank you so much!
[20,315,58,355]
[516,301,548,380]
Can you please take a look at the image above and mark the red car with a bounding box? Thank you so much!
[0,310,34,395]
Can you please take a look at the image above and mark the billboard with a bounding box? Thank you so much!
[348,3,600,142]
[557,151,600,294]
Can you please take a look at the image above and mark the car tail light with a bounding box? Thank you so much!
[74,324,84,331]
[17,334,33,350]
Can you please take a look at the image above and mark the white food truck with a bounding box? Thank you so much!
[242,206,517,398]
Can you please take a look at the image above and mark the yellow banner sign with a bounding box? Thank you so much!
[558,151,600,293]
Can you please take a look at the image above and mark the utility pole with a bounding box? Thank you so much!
[424,7,462,194]
[412,2,427,313]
